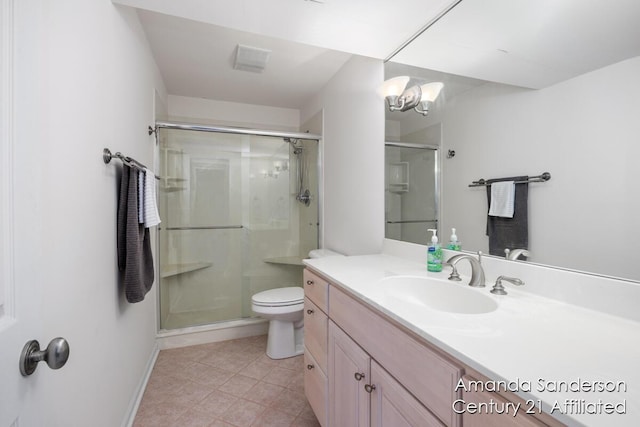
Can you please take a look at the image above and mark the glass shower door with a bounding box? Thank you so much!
[385,144,439,245]
[158,129,318,331]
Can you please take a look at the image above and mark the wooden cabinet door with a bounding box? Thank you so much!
[329,321,371,427]
[460,375,546,427]
[370,361,445,427]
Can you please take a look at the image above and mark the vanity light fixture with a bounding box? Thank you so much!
[379,76,444,116]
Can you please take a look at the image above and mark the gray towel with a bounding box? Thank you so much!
[486,176,529,257]
[117,165,154,303]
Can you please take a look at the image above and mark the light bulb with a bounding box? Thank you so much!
[377,76,410,98]
[419,82,444,102]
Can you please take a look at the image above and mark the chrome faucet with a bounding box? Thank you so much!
[504,248,530,260]
[490,276,525,295]
[446,252,486,287]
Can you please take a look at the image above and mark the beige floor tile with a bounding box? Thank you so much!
[242,381,285,406]
[197,390,239,417]
[220,399,266,427]
[269,389,309,417]
[218,374,259,397]
[251,407,297,427]
[241,361,274,380]
[134,335,320,427]
[262,367,296,387]
[173,408,218,427]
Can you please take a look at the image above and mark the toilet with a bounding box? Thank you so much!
[252,248,343,359]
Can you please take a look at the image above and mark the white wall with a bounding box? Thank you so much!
[168,95,301,132]
[13,1,165,425]
[302,56,385,255]
[441,56,640,279]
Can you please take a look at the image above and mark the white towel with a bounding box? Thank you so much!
[143,168,161,227]
[138,170,145,224]
[489,181,515,218]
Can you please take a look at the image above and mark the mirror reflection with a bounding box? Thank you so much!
[384,58,640,281]
[385,142,439,245]
[383,0,640,282]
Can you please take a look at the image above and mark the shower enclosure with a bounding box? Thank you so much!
[385,143,439,245]
[157,125,319,331]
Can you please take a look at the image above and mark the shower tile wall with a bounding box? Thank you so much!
[158,130,318,330]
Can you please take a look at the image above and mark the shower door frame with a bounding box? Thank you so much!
[384,141,441,244]
[153,121,323,334]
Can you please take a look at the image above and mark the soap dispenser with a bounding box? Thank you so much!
[447,228,461,251]
[427,228,442,272]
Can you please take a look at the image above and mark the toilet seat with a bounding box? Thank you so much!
[251,287,303,307]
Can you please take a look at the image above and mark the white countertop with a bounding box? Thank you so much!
[304,253,640,427]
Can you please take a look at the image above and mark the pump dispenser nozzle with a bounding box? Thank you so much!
[427,228,438,244]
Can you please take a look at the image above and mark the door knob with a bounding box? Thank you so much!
[20,337,70,376]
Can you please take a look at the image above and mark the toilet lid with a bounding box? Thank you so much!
[252,287,304,306]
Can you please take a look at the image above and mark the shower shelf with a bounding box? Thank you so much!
[161,177,187,192]
[263,256,305,266]
[161,262,213,278]
[388,162,409,194]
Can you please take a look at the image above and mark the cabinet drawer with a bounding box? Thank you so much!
[330,285,462,427]
[304,269,329,313]
[304,349,328,427]
[304,297,328,373]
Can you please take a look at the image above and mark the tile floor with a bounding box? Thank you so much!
[134,335,321,427]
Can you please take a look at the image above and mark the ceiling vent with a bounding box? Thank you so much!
[234,44,271,73]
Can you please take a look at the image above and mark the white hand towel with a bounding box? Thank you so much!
[143,168,161,227]
[489,181,515,218]
[138,170,145,224]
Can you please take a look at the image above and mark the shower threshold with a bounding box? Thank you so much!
[157,318,269,349]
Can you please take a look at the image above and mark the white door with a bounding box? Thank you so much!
[0,1,26,425]
[0,1,59,424]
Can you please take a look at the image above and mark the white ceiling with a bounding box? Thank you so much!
[115,0,640,109]
[113,0,459,109]
[137,10,354,109]
[391,0,640,89]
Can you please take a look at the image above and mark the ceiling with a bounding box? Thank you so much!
[136,10,353,109]
[391,0,640,89]
[115,0,640,109]
[113,0,459,109]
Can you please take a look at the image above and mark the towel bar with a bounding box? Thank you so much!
[469,172,550,187]
[103,148,160,180]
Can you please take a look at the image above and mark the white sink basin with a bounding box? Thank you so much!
[374,276,498,314]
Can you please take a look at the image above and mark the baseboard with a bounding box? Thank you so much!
[121,342,160,427]
[157,318,269,349]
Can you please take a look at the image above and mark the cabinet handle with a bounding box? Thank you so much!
[306,280,314,285]
[307,364,314,370]
[354,372,365,381]
[306,309,314,315]
[364,384,376,393]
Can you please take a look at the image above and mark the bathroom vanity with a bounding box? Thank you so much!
[302,241,640,427]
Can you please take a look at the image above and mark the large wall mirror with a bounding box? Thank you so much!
[384,0,640,281]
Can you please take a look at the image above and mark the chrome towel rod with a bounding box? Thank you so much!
[386,219,438,224]
[469,172,551,187]
[103,148,160,180]
[162,225,244,231]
